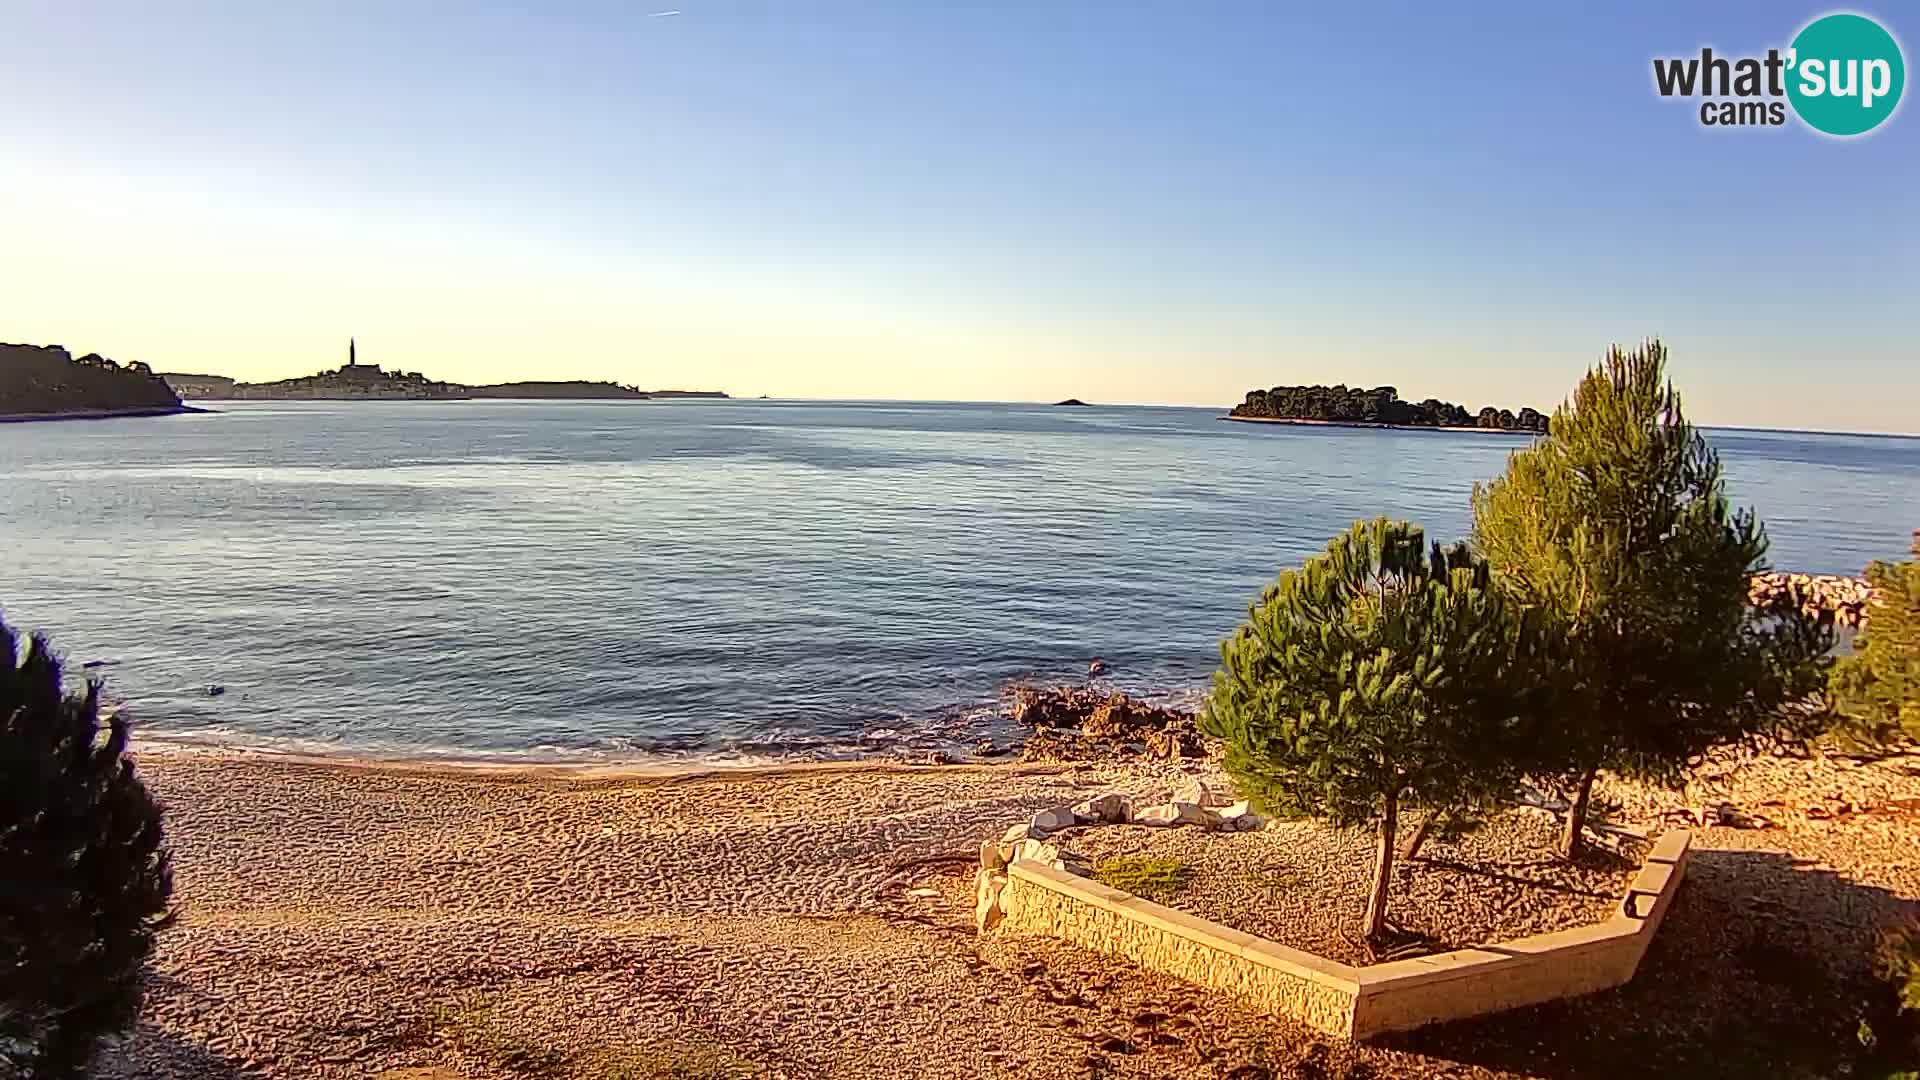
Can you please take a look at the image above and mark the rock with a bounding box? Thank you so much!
[1130,802,1220,828]
[975,869,1008,931]
[980,840,1007,871]
[1008,685,1200,760]
[1217,800,1263,831]
[1016,838,1063,865]
[906,887,941,899]
[1712,802,1772,829]
[1072,793,1129,824]
[1030,806,1077,836]
[1175,777,1234,808]
[1087,657,1110,677]
[1056,854,1095,878]
[973,740,1010,757]
[1003,823,1032,845]
[1144,724,1205,761]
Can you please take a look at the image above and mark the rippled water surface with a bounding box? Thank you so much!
[2,401,1915,759]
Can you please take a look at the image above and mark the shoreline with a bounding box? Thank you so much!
[1222,414,1541,435]
[127,739,1059,784]
[0,404,205,424]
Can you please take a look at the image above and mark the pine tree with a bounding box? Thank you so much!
[1830,530,1920,746]
[1202,518,1536,941]
[1,616,173,1079]
[1471,341,1832,858]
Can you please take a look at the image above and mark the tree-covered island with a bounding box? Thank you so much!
[1230,384,1550,432]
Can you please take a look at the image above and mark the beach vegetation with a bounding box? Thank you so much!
[1855,917,1920,1077]
[0,614,173,1080]
[1202,518,1538,941]
[1093,855,1193,900]
[432,997,570,1075]
[1830,531,1920,748]
[1471,340,1835,858]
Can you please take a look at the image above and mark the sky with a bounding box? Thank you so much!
[1,2,1914,430]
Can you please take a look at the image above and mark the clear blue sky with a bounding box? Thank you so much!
[1,2,1914,430]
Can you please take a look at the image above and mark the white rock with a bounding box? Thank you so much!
[1072,793,1129,824]
[1029,806,1077,836]
[1002,823,1031,845]
[974,869,1007,931]
[907,887,941,899]
[1217,800,1263,831]
[1175,777,1235,808]
[979,840,1007,871]
[1131,801,1220,828]
[1016,838,1063,865]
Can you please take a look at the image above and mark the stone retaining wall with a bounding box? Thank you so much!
[990,830,1692,1039]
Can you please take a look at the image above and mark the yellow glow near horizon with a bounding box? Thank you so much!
[2,162,1911,433]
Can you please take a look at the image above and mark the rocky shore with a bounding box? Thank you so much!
[1009,685,1207,762]
[1749,571,1878,628]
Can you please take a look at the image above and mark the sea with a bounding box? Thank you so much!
[2,400,1915,763]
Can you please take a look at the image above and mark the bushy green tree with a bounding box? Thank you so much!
[1202,518,1536,941]
[1472,341,1832,858]
[1830,531,1920,747]
[1,616,172,1078]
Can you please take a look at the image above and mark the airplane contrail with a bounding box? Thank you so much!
[648,9,682,15]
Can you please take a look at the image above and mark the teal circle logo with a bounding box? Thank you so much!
[1787,13,1905,136]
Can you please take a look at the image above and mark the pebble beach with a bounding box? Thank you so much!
[96,745,1920,1080]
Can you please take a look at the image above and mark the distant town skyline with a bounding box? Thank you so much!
[1,2,1914,432]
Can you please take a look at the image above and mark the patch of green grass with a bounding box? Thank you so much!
[432,998,571,1077]
[1093,855,1192,900]
[429,997,760,1079]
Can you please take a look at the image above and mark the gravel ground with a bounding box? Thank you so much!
[93,748,1920,1079]
[1068,814,1635,965]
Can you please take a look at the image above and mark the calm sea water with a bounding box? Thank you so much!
[2,401,1915,761]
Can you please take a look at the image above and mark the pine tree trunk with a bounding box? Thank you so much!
[1400,808,1441,862]
[1561,769,1596,860]
[1362,788,1399,941]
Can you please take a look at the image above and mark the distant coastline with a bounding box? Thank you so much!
[160,342,727,402]
[0,343,190,421]
[0,405,203,424]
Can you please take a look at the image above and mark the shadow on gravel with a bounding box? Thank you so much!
[1379,848,1920,1079]
[95,1024,254,1080]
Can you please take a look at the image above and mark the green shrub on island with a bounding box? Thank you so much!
[1201,518,1540,941]
[1830,530,1920,749]
[1471,340,1834,859]
[0,615,172,1079]
[1230,383,1549,432]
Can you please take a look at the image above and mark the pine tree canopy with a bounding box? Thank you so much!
[1471,340,1832,788]
[1202,518,1537,828]
[1,615,173,1079]
[1831,530,1920,746]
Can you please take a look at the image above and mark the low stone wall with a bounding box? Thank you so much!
[998,861,1361,1035]
[988,830,1692,1039]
